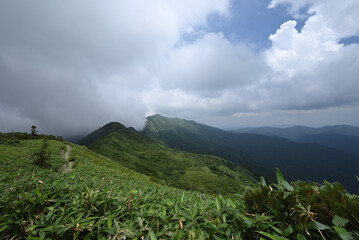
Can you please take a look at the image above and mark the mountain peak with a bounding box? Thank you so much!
[78,121,131,146]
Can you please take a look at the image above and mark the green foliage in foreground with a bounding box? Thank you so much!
[1,135,359,239]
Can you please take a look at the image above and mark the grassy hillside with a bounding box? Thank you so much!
[1,133,359,239]
[79,122,256,195]
[142,115,359,193]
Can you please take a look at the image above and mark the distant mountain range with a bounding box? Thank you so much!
[232,125,359,157]
[141,115,359,193]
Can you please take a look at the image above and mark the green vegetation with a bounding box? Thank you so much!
[79,122,256,195]
[1,134,359,239]
[244,170,359,240]
[142,114,359,193]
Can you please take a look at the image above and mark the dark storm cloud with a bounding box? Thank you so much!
[0,1,156,137]
[0,0,230,137]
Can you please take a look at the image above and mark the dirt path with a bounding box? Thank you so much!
[62,145,74,174]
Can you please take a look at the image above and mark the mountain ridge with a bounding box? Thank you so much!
[142,114,359,193]
[79,120,257,194]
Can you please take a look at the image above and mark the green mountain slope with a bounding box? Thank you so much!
[2,133,359,239]
[142,115,359,193]
[295,133,359,157]
[78,122,256,194]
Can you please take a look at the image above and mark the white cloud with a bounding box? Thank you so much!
[268,0,311,12]
[143,87,241,117]
[268,0,359,38]
[158,32,267,94]
[265,18,342,76]
[262,0,359,112]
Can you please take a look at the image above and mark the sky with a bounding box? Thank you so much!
[1,0,359,138]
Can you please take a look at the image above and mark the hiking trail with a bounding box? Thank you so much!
[62,145,74,173]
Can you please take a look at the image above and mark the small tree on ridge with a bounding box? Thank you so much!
[31,125,38,136]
